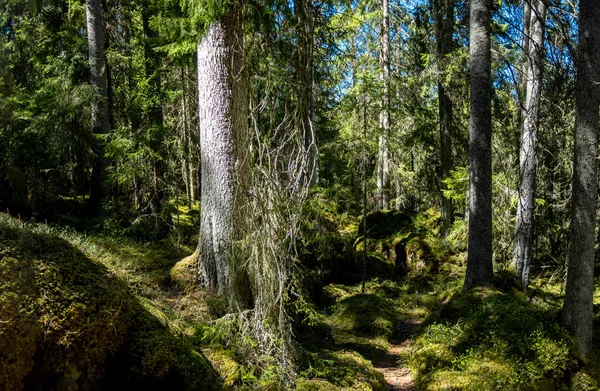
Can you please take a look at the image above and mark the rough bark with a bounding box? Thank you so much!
[197,5,249,295]
[513,0,546,287]
[295,0,318,187]
[563,0,600,359]
[464,0,493,291]
[377,0,391,210]
[86,0,110,204]
[434,0,454,236]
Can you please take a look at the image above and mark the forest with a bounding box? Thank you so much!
[1,0,600,389]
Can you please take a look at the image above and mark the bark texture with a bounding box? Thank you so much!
[86,0,110,204]
[563,0,600,359]
[464,0,493,291]
[377,0,391,210]
[513,0,546,287]
[295,0,318,187]
[434,0,454,236]
[197,5,249,295]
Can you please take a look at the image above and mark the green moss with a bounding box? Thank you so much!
[171,249,199,293]
[411,289,579,390]
[0,214,220,390]
[331,294,399,339]
[296,378,340,391]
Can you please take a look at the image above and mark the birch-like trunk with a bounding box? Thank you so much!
[86,0,110,204]
[197,5,249,296]
[377,0,391,210]
[464,0,493,291]
[563,0,600,359]
[513,0,546,287]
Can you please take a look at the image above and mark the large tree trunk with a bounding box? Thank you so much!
[295,0,318,187]
[434,0,454,236]
[464,0,493,291]
[86,0,110,205]
[562,0,600,359]
[513,0,546,287]
[377,0,391,210]
[197,5,249,296]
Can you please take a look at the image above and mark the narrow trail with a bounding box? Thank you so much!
[376,319,422,391]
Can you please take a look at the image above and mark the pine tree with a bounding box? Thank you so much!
[562,0,600,359]
[464,0,493,290]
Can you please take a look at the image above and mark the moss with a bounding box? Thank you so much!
[0,215,220,390]
[411,289,579,390]
[331,294,399,340]
[296,378,340,391]
[171,249,199,293]
[358,210,413,240]
[204,347,241,387]
[0,223,134,390]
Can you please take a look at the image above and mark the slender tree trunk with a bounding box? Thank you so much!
[464,0,493,291]
[197,4,249,297]
[434,0,454,236]
[513,0,546,287]
[295,0,318,187]
[377,0,391,210]
[86,0,110,205]
[563,0,600,359]
[142,3,167,218]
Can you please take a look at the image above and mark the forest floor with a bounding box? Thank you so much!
[5,210,600,390]
[375,318,422,390]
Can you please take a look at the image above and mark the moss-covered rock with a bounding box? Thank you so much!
[171,249,199,293]
[0,224,134,390]
[358,210,412,240]
[0,216,220,390]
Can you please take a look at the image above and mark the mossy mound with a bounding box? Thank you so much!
[0,217,220,390]
[411,288,580,390]
[358,210,412,240]
[330,293,400,340]
[171,249,199,293]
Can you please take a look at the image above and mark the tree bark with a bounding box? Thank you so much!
[562,0,600,359]
[377,0,391,210]
[295,0,318,187]
[434,0,454,236]
[464,0,493,291]
[513,0,546,287]
[86,0,110,205]
[197,4,249,295]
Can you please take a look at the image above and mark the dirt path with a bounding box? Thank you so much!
[376,319,422,391]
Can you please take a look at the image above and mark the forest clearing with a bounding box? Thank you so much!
[2,0,600,389]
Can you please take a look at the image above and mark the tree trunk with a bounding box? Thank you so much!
[377,0,391,210]
[513,0,546,287]
[434,0,454,236]
[464,0,493,291]
[197,4,249,296]
[562,0,600,359]
[86,0,110,205]
[142,3,167,218]
[295,0,318,187]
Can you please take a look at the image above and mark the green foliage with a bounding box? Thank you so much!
[411,288,579,390]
